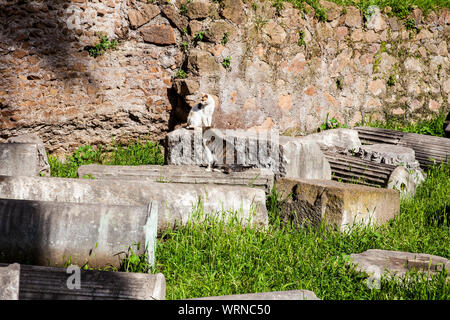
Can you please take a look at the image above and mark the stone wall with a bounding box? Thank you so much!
[0,0,449,155]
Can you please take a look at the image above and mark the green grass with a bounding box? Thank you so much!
[146,163,449,300]
[359,111,448,137]
[285,0,449,21]
[49,140,164,178]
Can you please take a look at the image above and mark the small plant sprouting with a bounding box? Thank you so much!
[181,41,189,52]
[297,30,306,46]
[88,34,118,58]
[272,0,284,15]
[221,32,229,45]
[180,4,188,15]
[255,17,268,31]
[174,69,188,79]
[222,56,232,70]
[319,113,348,131]
[387,75,396,87]
[252,2,257,11]
[193,30,205,43]
[405,18,417,31]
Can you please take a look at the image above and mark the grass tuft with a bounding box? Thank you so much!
[49,140,164,178]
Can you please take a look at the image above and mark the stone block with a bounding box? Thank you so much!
[275,178,400,230]
[299,128,362,153]
[77,164,274,193]
[205,20,236,43]
[357,144,425,186]
[0,175,268,234]
[0,198,158,269]
[187,49,221,74]
[0,263,166,300]
[221,0,246,24]
[0,143,39,177]
[161,5,189,32]
[349,249,449,283]
[141,25,176,45]
[190,290,320,300]
[7,133,51,176]
[0,263,20,300]
[324,151,418,198]
[165,128,331,180]
[128,4,160,29]
[186,1,212,20]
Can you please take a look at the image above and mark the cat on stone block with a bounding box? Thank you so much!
[186,93,215,129]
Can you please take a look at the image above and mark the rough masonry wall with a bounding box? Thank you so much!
[0,0,449,155]
[0,0,181,156]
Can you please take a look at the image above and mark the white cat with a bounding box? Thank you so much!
[186,93,215,129]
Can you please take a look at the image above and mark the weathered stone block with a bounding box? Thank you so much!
[173,79,200,96]
[0,143,39,177]
[275,179,400,229]
[221,0,246,24]
[7,133,50,176]
[166,128,331,180]
[358,144,418,167]
[0,198,158,268]
[345,6,362,28]
[319,0,342,21]
[0,263,166,300]
[187,50,221,74]
[186,1,212,20]
[141,25,176,45]
[161,5,189,31]
[190,290,320,300]
[0,263,20,300]
[205,20,237,43]
[0,175,268,233]
[365,5,387,32]
[128,4,160,29]
[299,129,362,154]
[349,249,449,284]
[77,164,274,193]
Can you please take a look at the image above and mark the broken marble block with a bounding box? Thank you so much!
[275,178,400,230]
[165,128,331,180]
[349,249,449,286]
[299,128,362,154]
[0,263,20,300]
[7,133,50,176]
[357,144,425,185]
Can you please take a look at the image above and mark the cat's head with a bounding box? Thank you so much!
[200,93,215,106]
[200,93,209,103]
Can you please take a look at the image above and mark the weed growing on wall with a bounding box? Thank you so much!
[88,33,118,58]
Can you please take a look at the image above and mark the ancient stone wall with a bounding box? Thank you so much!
[0,0,449,155]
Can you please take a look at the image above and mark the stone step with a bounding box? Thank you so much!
[0,198,158,269]
[78,164,274,193]
[189,290,320,300]
[0,175,268,234]
[0,263,165,300]
[275,178,400,230]
[0,143,39,177]
[355,127,450,168]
